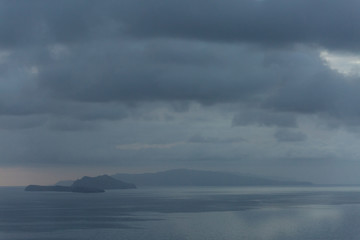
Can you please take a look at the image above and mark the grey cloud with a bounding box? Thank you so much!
[257,48,360,127]
[266,68,360,125]
[232,109,297,128]
[170,101,191,113]
[0,0,107,48]
[37,40,276,104]
[3,33,360,131]
[2,1,360,128]
[46,118,97,132]
[1,0,360,51]
[0,94,129,129]
[3,1,360,186]
[274,129,307,142]
[188,134,244,144]
[5,36,360,129]
[117,0,360,50]
[116,142,183,150]
[0,116,45,130]
[265,70,343,114]
[275,156,336,167]
[52,102,129,122]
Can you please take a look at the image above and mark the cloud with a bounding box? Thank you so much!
[188,134,244,144]
[2,1,360,186]
[3,36,360,131]
[116,142,184,150]
[46,117,96,132]
[1,1,360,129]
[232,109,297,128]
[116,0,360,51]
[1,0,360,51]
[0,116,45,130]
[320,50,360,77]
[274,129,307,142]
[37,40,275,104]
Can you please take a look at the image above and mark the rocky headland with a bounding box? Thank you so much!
[25,174,136,193]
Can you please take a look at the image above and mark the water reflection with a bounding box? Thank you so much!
[1,186,360,239]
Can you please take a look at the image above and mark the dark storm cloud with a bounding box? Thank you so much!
[0,0,357,108]
[1,0,360,50]
[118,0,360,50]
[0,0,106,48]
[37,41,273,104]
[1,1,360,185]
[3,37,360,129]
[266,68,360,126]
[274,129,307,142]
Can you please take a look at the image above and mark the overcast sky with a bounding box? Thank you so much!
[2,0,360,185]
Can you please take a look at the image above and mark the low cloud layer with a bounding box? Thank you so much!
[1,1,360,184]
[274,129,307,142]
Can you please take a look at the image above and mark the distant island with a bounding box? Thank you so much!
[25,175,136,193]
[72,175,136,189]
[56,169,312,187]
[55,180,74,186]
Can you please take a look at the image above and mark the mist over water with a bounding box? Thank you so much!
[1,186,360,239]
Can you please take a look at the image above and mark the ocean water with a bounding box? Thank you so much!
[2,186,360,239]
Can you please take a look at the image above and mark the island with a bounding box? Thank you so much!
[56,169,313,188]
[25,174,136,193]
[72,174,136,189]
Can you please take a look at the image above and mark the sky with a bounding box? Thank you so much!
[2,0,360,185]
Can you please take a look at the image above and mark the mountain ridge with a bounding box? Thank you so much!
[54,169,312,187]
[26,175,136,193]
[72,174,136,189]
[111,169,312,187]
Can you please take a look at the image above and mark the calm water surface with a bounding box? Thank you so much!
[1,186,360,239]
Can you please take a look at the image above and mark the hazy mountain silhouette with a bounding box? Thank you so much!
[27,175,136,193]
[112,169,312,187]
[72,175,136,189]
[55,180,74,186]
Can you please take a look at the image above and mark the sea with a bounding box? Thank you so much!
[2,186,360,240]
